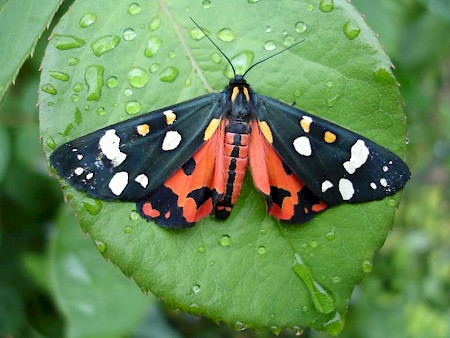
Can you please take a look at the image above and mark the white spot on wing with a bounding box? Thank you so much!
[370,182,377,190]
[343,139,370,174]
[380,178,388,187]
[109,172,129,196]
[99,129,127,167]
[162,130,182,151]
[135,174,149,188]
[339,178,354,200]
[74,167,84,176]
[383,165,388,172]
[77,154,84,160]
[321,180,333,193]
[86,172,94,180]
[293,136,312,156]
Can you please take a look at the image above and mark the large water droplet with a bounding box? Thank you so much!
[128,67,149,88]
[219,234,231,247]
[323,311,344,336]
[106,76,119,88]
[325,228,336,241]
[144,37,162,57]
[159,67,179,82]
[73,83,83,92]
[224,50,254,78]
[91,35,121,57]
[295,21,307,33]
[149,15,160,31]
[217,28,235,42]
[68,57,79,66]
[265,25,272,33]
[71,94,79,102]
[129,210,140,220]
[292,253,336,314]
[343,20,361,40]
[202,0,212,8]
[149,63,159,73]
[125,100,142,115]
[306,3,314,11]
[248,0,259,3]
[122,28,137,41]
[95,240,107,253]
[79,13,97,28]
[97,107,106,116]
[128,2,141,15]
[362,259,373,273]
[192,284,201,293]
[84,65,104,101]
[189,27,208,40]
[210,52,222,63]
[49,71,69,81]
[124,88,133,96]
[197,245,206,253]
[257,246,267,255]
[283,34,295,46]
[83,198,102,215]
[53,34,85,50]
[319,0,334,12]
[42,83,57,95]
[264,40,276,51]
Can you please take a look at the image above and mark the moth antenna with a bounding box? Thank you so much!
[190,17,236,76]
[243,39,305,77]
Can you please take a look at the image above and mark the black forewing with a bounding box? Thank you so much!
[50,93,224,201]
[256,95,410,205]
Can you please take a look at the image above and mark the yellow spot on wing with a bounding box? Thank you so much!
[300,116,313,133]
[231,86,239,103]
[324,131,337,143]
[259,121,273,144]
[204,118,221,140]
[137,124,150,136]
[242,87,250,102]
[163,110,176,125]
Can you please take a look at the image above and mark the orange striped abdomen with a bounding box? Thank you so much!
[215,120,251,219]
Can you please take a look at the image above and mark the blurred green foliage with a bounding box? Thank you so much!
[0,0,449,337]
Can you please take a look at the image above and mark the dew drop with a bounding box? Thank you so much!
[260,228,267,235]
[326,94,341,107]
[149,15,160,31]
[71,94,79,102]
[325,228,336,241]
[106,76,119,88]
[128,2,142,15]
[122,28,137,41]
[331,276,341,284]
[197,245,206,253]
[83,198,102,215]
[144,37,162,57]
[189,27,208,40]
[295,21,307,33]
[159,67,179,82]
[217,28,235,42]
[202,0,212,8]
[95,240,107,253]
[125,100,142,115]
[46,136,56,150]
[73,83,83,92]
[310,240,318,248]
[91,35,121,57]
[323,311,344,336]
[124,226,133,234]
[343,20,361,40]
[192,284,201,293]
[79,13,97,28]
[264,40,276,51]
[210,52,222,63]
[270,326,281,335]
[184,77,192,87]
[168,50,175,58]
[97,107,106,116]
[387,198,397,207]
[326,81,333,88]
[149,63,160,73]
[292,253,336,314]
[248,0,259,3]
[42,83,57,95]
[294,90,302,97]
[53,34,85,50]
[234,321,247,331]
[362,259,373,273]
[319,0,334,12]
[84,65,104,101]
[124,88,133,96]
[265,25,272,33]
[129,210,140,220]
[49,71,69,81]
[306,3,314,11]
[68,57,80,66]
[128,67,149,88]
[293,326,304,336]
[283,34,295,46]
[257,246,267,255]
[219,234,231,247]
[224,50,254,78]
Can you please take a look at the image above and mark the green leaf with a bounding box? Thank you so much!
[49,204,153,338]
[39,0,408,334]
[0,0,62,101]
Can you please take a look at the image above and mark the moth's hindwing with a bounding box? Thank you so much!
[256,95,410,206]
[50,93,222,201]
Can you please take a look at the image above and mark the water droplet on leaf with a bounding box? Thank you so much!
[73,83,83,92]
[149,16,160,31]
[122,28,137,41]
[106,76,119,88]
[295,21,307,33]
[125,100,141,115]
[129,210,140,220]
[159,67,179,82]
[49,71,69,81]
[46,137,56,150]
[210,52,222,63]
[128,67,149,88]
[197,246,205,253]
[319,0,334,12]
[264,40,276,51]
[68,57,79,66]
[53,34,85,50]
[323,311,344,336]
[124,226,133,234]
[362,259,373,273]
[144,37,162,57]
[325,228,336,241]
[83,198,102,215]
[217,28,235,42]
[91,35,121,57]
[84,65,104,101]
[42,83,57,95]
[149,63,159,73]
[265,25,272,33]
[192,284,201,293]
[343,20,361,40]
[97,107,106,116]
[306,3,314,11]
[224,50,254,78]
[219,235,231,247]
[189,27,208,40]
[128,3,142,15]
[257,246,267,255]
[95,240,107,253]
[202,0,212,8]
[79,13,97,28]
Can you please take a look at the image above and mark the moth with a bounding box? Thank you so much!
[50,21,410,229]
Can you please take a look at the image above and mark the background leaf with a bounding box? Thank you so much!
[39,0,407,334]
[0,0,62,101]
